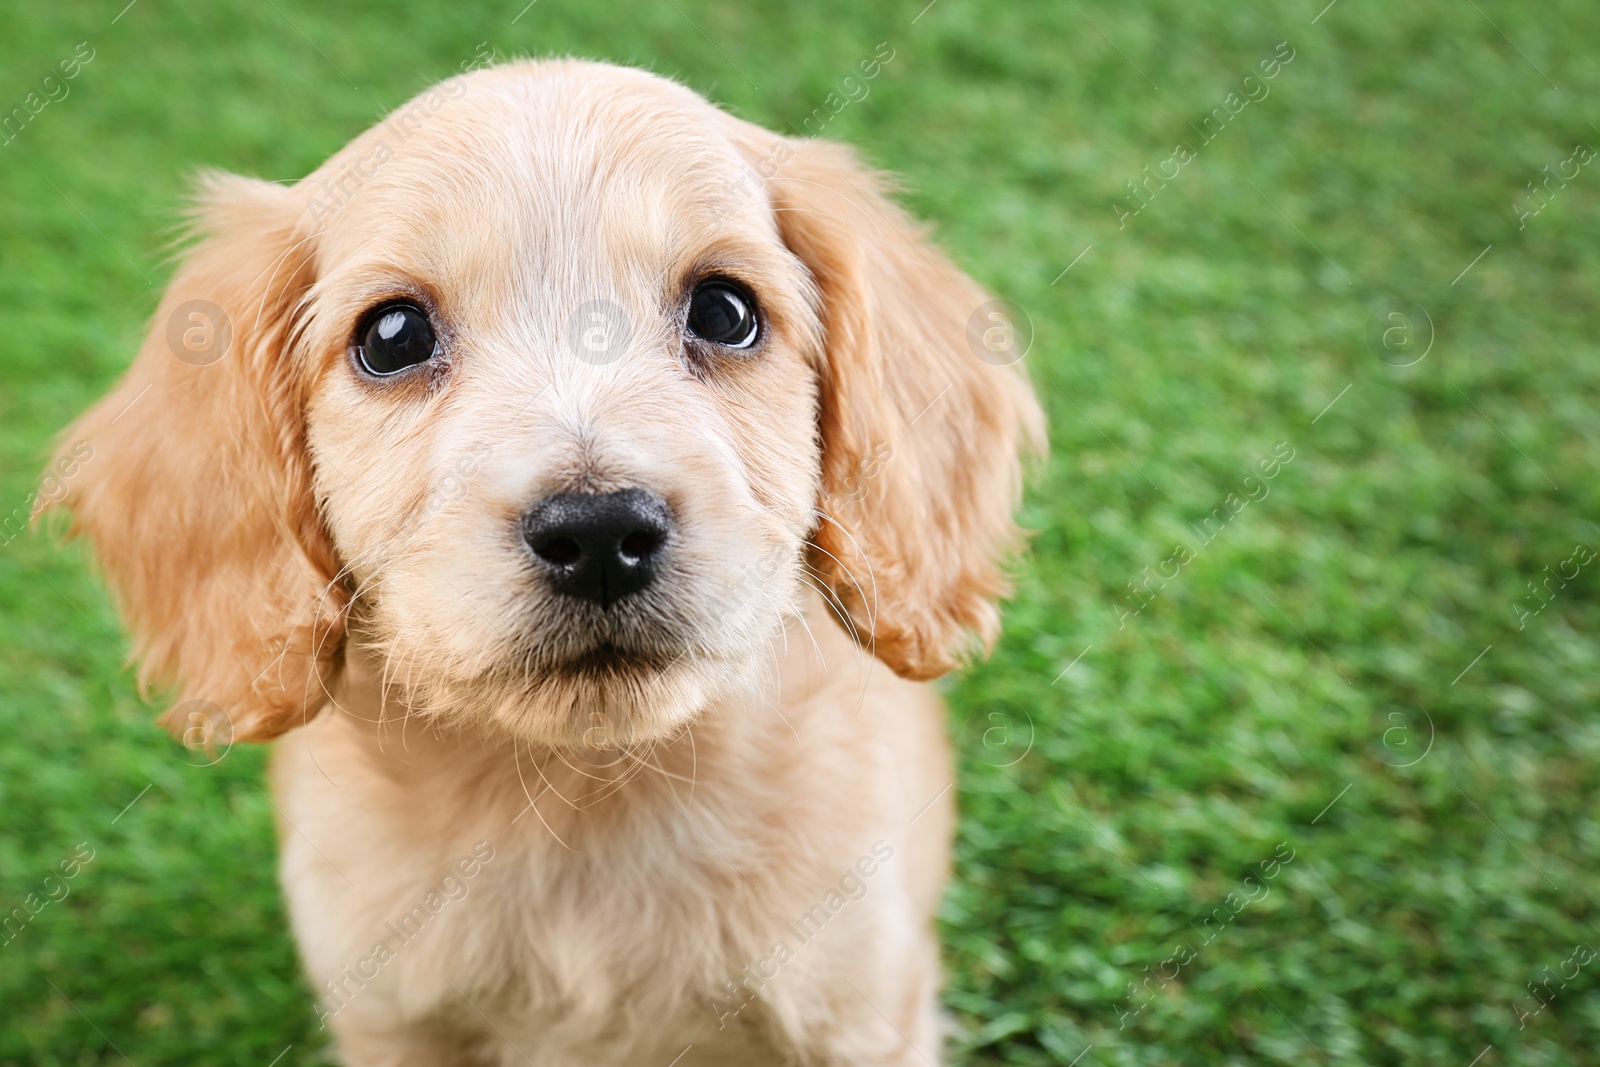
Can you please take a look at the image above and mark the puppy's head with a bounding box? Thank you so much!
[56,60,1043,747]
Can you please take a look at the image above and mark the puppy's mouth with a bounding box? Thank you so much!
[519,592,700,681]
[545,639,680,679]
[456,623,730,747]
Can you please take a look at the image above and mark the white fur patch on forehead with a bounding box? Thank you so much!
[302,59,773,265]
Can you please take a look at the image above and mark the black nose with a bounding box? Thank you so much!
[521,489,673,608]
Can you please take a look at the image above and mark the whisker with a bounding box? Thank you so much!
[514,739,575,851]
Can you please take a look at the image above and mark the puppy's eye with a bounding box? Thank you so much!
[686,281,759,349]
[355,303,438,375]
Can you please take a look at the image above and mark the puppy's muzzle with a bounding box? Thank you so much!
[522,489,673,609]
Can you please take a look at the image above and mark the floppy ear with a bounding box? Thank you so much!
[765,139,1046,679]
[52,172,345,742]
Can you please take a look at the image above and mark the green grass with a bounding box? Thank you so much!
[3,0,1599,1063]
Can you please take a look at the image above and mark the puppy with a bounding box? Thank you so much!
[56,60,1043,1066]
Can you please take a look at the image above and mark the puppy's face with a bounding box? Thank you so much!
[58,61,1043,748]
[302,66,821,742]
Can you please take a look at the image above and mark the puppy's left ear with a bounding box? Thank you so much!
[51,172,345,742]
[756,137,1047,679]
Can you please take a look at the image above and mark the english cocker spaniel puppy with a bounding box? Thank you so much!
[57,59,1043,1066]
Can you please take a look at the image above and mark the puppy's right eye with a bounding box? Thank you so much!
[355,303,438,376]
[686,280,759,349]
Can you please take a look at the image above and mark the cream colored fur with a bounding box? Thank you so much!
[55,60,1043,1065]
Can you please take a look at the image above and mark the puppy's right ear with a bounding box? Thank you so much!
[52,173,346,743]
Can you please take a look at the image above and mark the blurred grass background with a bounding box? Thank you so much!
[3,0,1599,1063]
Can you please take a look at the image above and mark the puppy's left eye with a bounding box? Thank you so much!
[686,281,759,349]
[355,303,438,376]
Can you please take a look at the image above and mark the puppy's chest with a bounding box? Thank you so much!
[383,825,783,1061]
